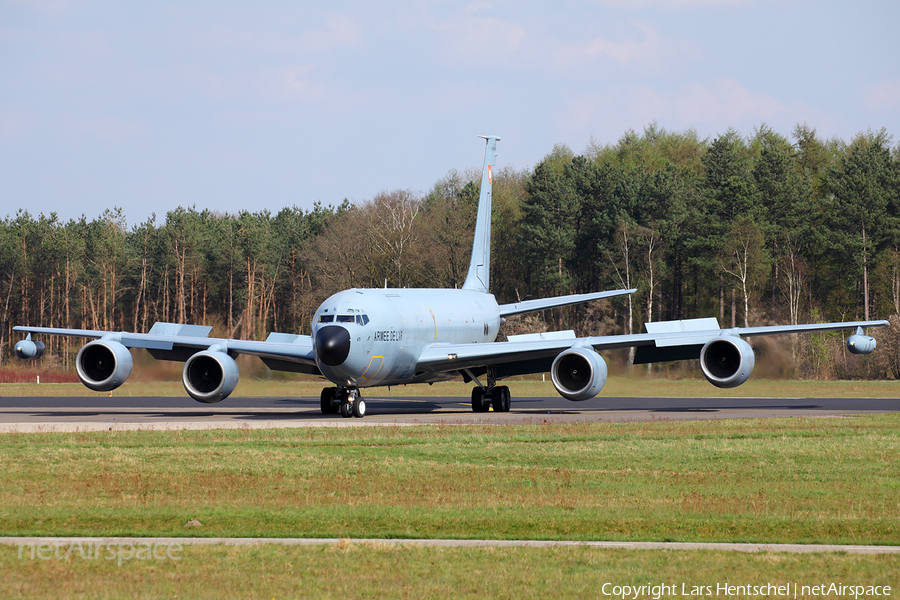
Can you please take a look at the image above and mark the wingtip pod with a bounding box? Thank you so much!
[847,326,877,355]
[14,339,45,360]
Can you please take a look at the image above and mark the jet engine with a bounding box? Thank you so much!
[75,340,134,391]
[14,339,45,360]
[550,346,608,401]
[846,334,876,355]
[182,350,239,403]
[699,336,755,389]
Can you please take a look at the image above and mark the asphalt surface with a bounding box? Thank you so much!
[1,394,899,432]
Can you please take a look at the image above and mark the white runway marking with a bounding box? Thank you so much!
[2,537,899,554]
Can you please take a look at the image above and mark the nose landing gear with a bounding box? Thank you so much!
[320,386,366,418]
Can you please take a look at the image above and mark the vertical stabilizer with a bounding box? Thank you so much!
[462,135,500,293]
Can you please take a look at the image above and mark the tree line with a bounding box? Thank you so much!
[2,123,900,377]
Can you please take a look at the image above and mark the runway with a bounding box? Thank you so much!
[1,394,899,432]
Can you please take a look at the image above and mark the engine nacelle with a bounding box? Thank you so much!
[847,334,876,355]
[550,346,608,402]
[14,339,45,360]
[700,336,755,389]
[75,340,134,391]
[182,350,239,403]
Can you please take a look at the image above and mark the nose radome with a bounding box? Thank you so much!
[316,326,351,367]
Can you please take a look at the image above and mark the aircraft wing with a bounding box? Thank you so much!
[498,289,636,318]
[12,324,321,375]
[415,318,890,377]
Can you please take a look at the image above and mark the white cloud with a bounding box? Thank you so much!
[74,115,147,142]
[589,0,751,8]
[200,11,365,57]
[863,79,900,112]
[675,79,783,125]
[559,79,812,141]
[9,0,74,17]
[0,109,38,142]
[434,15,527,62]
[557,21,702,71]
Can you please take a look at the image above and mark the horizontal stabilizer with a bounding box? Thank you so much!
[499,289,635,318]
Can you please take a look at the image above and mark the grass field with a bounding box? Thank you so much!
[2,405,899,597]
[3,544,898,599]
[2,417,898,543]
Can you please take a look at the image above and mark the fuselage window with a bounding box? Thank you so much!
[356,314,369,326]
[337,315,355,323]
[318,315,334,323]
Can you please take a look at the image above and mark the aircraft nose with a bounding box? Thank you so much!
[315,326,351,367]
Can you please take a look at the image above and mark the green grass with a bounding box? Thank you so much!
[3,543,898,599]
[3,416,899,596]
[1,417,899,544]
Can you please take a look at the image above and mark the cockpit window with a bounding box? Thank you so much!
[336,315,355,323]
[318,315,334,323]
[356,314,369,326]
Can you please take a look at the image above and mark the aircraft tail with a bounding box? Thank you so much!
[462,135,500,293]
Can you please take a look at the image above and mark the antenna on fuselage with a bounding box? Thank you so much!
[461,135,500,294]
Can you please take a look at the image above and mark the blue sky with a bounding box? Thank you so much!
[2,0,898,226]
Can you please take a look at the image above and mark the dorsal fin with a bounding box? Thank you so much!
[462,135,500,293]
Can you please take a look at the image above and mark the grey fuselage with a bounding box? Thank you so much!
[312,288,500,388]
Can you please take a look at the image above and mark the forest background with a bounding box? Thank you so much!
[3,123,900,380]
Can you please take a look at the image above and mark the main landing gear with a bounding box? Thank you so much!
[471,385,511,412]
[469,368,511,413]
[320,387,366,418]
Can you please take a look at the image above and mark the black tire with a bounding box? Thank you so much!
[353,397,366,418]
[471,387,487,413]
[339,389,352,418]
[499,385,511,412]
[491,390,504,412]
[320,388,339,414]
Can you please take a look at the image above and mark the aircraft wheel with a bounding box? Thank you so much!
[492,386,510,412]
[471,387,487,413]
[353,397,366,418]
[339,389,352,418]
[320,388,339,414]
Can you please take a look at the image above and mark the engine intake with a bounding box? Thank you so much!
[182,350,239,403]
[699,337,755,389]
[75,340,134,391]
[550,346,608,401]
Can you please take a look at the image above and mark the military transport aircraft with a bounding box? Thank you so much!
[13,136,889,418]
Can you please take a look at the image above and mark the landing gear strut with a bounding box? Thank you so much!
[320,386,366,418]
